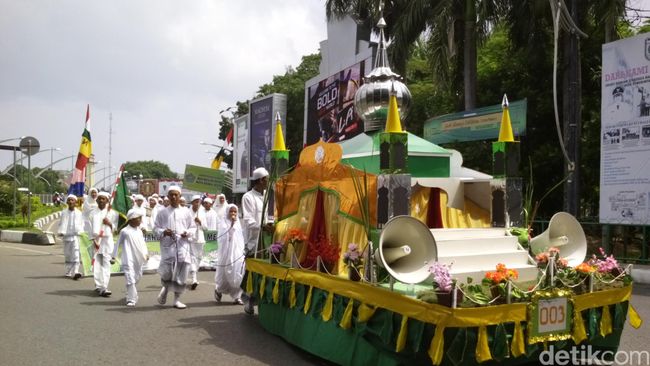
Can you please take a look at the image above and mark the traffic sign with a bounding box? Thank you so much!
[19,136,40,156]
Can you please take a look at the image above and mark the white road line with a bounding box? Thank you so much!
[0,244,59,256]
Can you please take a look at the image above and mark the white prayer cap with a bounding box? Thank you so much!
[126,208,143,220]
[134,194,145,201]
[148,196,157,202]
[66,194,78,201]
[167,186,181,194]
[203,197,213,204]
[191,194,201,202]
[89,188,98,194]
[252,167,269,180]
[152,193,159,198]
[97,191,111,199]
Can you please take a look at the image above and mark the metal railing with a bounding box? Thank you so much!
[531,218,649,264]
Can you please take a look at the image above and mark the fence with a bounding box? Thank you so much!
[531,218,649,265]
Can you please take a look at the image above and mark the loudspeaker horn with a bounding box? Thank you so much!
[375,216,438,284]
[530,212,587,267]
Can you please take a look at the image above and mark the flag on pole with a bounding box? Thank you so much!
[111,164,132,227]
[68,105,92,197]
[211,127,233,170]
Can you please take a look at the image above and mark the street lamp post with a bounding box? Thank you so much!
[49,147,61,172]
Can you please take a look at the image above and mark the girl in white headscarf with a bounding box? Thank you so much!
[213,194,228,221]
[214,204,245,305]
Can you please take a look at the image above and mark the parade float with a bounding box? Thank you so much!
[243,17,642,366]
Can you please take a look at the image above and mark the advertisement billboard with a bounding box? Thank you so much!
[423,99,527,144]
[600,33,650,224]
[249,93,287,177]
[183,164,225,193]
[233,114,249,193]
[304,59,369,145]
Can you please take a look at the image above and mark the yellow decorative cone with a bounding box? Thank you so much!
[385,94,404,133]
[273,112,287,151]
[498,94,515,142]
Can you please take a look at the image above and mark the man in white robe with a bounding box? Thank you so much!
[202,198,219,230]
[146,196,161,231]
[57,194,84,279]
[91,191,119,297]
[214,204,245,305]
[154,186,194,309]
[82,187,99,236]
[188,195,207,289]
[113,208,149,307]
[242,167,273,254]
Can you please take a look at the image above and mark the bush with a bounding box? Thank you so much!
[0,181,23,216]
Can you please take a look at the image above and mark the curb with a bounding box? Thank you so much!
[34,211,62,230]
[0,230,56,245]
[629,264,650,285]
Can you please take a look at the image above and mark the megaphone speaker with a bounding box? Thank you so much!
[376,216,438,284]
[530,212,587,267]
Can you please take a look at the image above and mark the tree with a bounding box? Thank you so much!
[221,54,321,167]
[123,161,177,180]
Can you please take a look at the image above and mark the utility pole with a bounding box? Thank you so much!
[563,0,581,217]
[109,112,113,180]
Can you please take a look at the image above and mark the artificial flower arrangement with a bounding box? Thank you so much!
[343,243,363,281]
[302,234,340,273]
[269,241,285,264]
[285,228,308,249]
[586,247,632,290]
[482,263,525,303]
[535,247,568,270]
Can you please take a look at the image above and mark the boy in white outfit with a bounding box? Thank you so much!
[114,208,149,307]
[58,194,84,279]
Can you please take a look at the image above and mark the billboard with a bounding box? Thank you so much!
[233,114,249,193]
[183,164,225,193]
[304,59,369,145]
[423,99,527,144]
[600,33,650,224]
[249,93,287,177]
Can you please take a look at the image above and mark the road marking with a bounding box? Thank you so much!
[0,244,57,255]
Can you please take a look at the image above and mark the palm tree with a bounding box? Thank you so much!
[326,0,501,111]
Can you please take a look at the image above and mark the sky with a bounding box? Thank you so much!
[0,0,328,181]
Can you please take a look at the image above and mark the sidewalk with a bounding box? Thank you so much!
[629,263,650,285]
[0,211,61,245]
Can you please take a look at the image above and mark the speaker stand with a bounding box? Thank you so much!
[389,277,395,292]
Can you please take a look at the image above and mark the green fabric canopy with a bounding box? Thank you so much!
[340,132,452,178]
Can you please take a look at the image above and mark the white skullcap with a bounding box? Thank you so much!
[126,208,143,220]
[167,186,181,194]
[97,192,111,199]
[191,194,201,202]
[66,194,78,201]
[152,193,159,198]
[252,167,269,180]
[203,197,213,204]
[89,188,98,194]
[148,196,157,201]
[134,194,145,201]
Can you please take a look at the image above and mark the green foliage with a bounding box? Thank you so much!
[218,54,321,168]
[0,180,23,215]
[123,161,177,180]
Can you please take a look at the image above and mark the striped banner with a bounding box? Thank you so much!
[68,105,92,197]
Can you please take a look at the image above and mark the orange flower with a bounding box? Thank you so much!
[575,262,595,274]
[496,263,507,273]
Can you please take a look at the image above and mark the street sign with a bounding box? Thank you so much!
[19,136,40,156]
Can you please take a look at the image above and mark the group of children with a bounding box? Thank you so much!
[57,187,245,309]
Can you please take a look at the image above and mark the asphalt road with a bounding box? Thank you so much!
[1,235,648,366]
[0,240,330,366]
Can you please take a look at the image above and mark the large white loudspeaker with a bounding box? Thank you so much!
[376,216,438,284]
[530,212,587,267]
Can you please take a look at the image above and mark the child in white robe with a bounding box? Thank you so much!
[214,204,246,305]
[114,208,149,307]
[57,195,84,279]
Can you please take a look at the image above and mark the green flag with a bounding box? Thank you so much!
[111,164,132,228]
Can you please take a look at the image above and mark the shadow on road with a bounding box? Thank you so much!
[45,289,99,298]
[173,313,334,366]
[26,275,70,279]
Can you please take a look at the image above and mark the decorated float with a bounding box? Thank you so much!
[243,16,642,366]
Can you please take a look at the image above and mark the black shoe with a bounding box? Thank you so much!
[214,290,222,303]
[244,301,254,315]
[73,273,82,280]
[191,282,198,290]
[100,290,112,297]
[233,298,244,305]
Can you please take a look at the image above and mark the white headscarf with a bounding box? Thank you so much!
[214,194,228,218]
[218,203,242,232]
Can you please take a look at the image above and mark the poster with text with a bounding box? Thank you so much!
[233,114,249,193]
[600,33,650,224]
[304,60,367,145]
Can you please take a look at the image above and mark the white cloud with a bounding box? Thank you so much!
[0,0,326,176]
